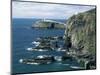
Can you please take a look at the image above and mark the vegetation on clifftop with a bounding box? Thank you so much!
[64,8,96,56]
[32,20,65,29]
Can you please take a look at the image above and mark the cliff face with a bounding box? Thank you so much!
[64,8,96,55]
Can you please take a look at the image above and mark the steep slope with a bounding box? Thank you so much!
[64,8,96,56]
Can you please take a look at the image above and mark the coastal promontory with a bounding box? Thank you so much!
[32,19,65,29]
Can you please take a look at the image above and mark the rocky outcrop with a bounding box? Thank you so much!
[64,8,96,55]
[64,8,96,69]
[32,19,65,29]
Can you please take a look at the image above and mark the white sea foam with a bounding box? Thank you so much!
[19,59,23,63]
[70,66,81,69]
[26,47,33,51]
[32,41,40,46]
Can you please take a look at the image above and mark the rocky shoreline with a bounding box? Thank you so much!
[19,8,96,70]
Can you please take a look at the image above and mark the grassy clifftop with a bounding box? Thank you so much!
[32,20,65,29]
[64,8,96,55]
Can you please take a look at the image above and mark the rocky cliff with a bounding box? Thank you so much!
[64,8,96,56]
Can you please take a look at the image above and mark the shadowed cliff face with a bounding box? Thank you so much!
[64,8,96,55]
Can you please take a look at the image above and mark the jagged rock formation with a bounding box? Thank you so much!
[64,8,96,69]
[64,8,96,55]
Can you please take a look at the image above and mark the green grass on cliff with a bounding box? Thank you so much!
[65,8,96,55]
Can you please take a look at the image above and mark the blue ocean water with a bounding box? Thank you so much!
[12,18,81,74]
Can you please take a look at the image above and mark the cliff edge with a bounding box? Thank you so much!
[64,8,96,56]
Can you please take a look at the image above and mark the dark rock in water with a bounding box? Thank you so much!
[54,55,73,61]
[32,36,65,51]
[62,55,73,61]
[76,54,96,69]
[19,55,54,65]
[35,46,53,50]
[85,59,96,69]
